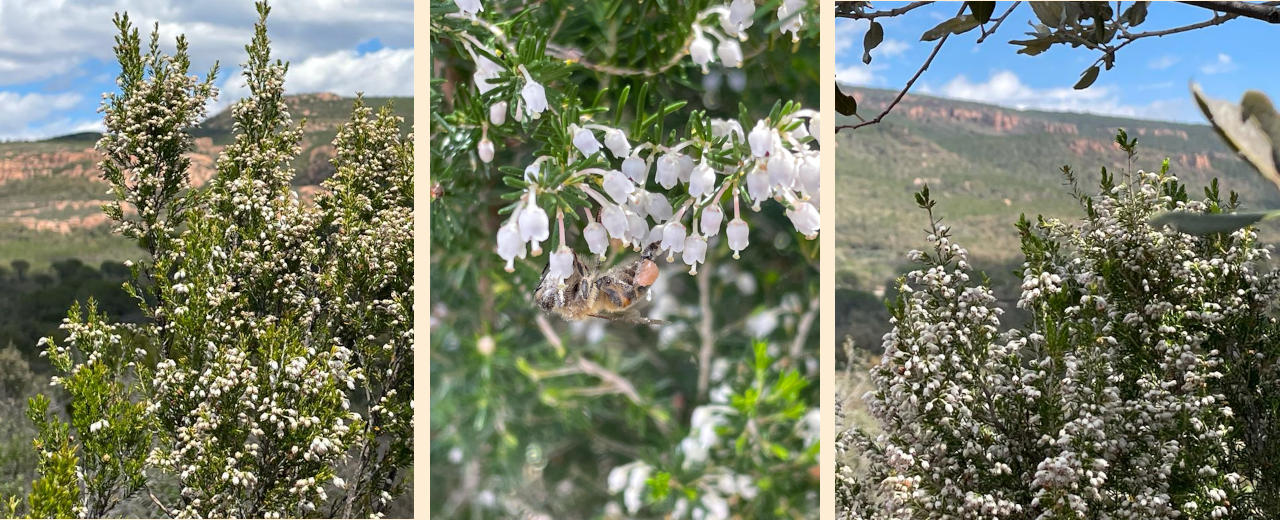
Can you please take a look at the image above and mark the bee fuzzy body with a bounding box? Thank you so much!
[535,243,664,325]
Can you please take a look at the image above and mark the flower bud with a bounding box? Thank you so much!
[683,235,708,274]
[584,221,609,258]
[787,201,819,239]
[622,156,647,184]
[701,204,724,236]
[478,138,495,163]
[489,101,507,125]
[727,218,749,258]
[690,34,715,70]
[603,170,635,204]
[604,129,631,157]
[689,161,716,198]
[601,204,628,239]
[656,153,680,189]
[496,220,524,271]
[573,126,601,156]
[522,79,547,118]
[716,40,743,68]
[647,193,674,221]
[748,120,773,158]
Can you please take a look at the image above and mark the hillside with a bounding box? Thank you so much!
[835,86,1277,349]
[0,93,413,268]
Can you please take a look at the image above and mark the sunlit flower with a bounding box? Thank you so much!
[489,101,507,125]
[478,137,495,163]
[701,203,723,236]
[661,221,687,258]
[454,0,482,16]
[622,156,647,184]
[786,201,819,238]
[473,54,503,94]
[604,129,631,157]
[547,246,574,286]
[748,120,772,157]
[656,152,680,189]
[518,197,550,254]
[573,126,602,156]
[689,160,716,198]
[647,193,674,221]
[603,169,635,204]
[690,33,715,71]
[727,217,749,258]
[496,220,525,271]
[601,203,628,239]
[716,40,743,68]
[683,234,707,274]
[584,221,609,258]
[520,66,548,118]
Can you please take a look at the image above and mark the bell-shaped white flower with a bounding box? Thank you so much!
[701,204,724,236]
[521,77,548,118]
[489,101,508,125]
[584,221,608,259]
[473,54,503,94]
[766,148,796,189]
[728,0,756,32]
[787,201,819,238]
[454,0,483,16]
[524,161,542,181]
[622,156,647,184]
[647,193,674,221]
[628,190,651,218]
[627,211,650,246]
[746,165,771,204]
[689,161,716,198]
[661,221,688,259]
[797,152,819,198]
[572,126,602,156]
[603,169,635,204]
[726,217,749,258]
[518,199,550,254]
[711,119,744,142]
[748,120,773,158]
[807,112,820,140]
[547,246,575,287]
[683,235,708,274]
[677,154,696,182]
[478,137,495,163]
[690,33,715,71]
[601,203,628,239]
[604,129,631,157]
[656,153,680,189]
[716,39,743,68]
[778,1,804,41]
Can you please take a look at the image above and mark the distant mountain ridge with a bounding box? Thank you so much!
[0,93,412,267]
[835,86,1275,348]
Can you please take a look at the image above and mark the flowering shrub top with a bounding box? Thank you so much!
[839,137,1280,519]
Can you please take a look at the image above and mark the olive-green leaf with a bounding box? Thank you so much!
[1122,1,1149,26]
[863,21,883,64]
[968,1,996,23]
[1151,210,1280,234]
[1192,82,1280,189]
[1073,65,1100,90]
[1029,1,1065,26]
[836,84,858,116]
[921,15,980,41]
[1010,36,1052,56]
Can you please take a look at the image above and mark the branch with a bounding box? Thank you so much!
[836,1,934,20]
[1181,1,1280,22]
[546,37,694,77]
[836,14,955,132]
[789,298,818,361]
[696,261,715,400]
[975,1,1022,44]
[144,485,174,518]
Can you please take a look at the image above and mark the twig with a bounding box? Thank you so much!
[696,260,715,400]
[836,4,964,132]
[545,37,694,77]
[145,485,174,518]
[534,314,564,353]
[836,1,934,20]
[789,298,819,361]
[975,1,1022,44]
[576,357,672,434]
[1181,1,1280,22]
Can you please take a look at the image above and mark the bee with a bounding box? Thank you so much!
[535,242,665,326]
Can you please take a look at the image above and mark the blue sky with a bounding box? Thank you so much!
[837,2,1280,123]
[0,1,413,141]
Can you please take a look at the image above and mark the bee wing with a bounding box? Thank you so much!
[590,310,666,327]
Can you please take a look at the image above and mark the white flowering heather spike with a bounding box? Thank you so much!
[478,138,495,163]
[689,161,716,198]
[683,235,707,274]
[521,75,548,118]
[662,221,688,259]
[787,201,819,238]
[572,126,602,156]
[726,217,748,258]
[604,129,631,157]
[748,120,772,157]
[766,148,796,189]
[622,156,647,184]
[584,221,609,258]
[473,54,503,94]
[746,166,771,204]
[627,211,649,246]
[603,170,635,204]
[701,204,724,236]
[690,33,715,71]
[656,153,680,189]
[797,152,819,198]
[548,247,574,286]
[454,0,482,15]
[518,199,550,254]
[716,39,743,68]
[489,101,507,125]
[647,193,674,221]
[677,154,695,182]
[601,203,628,239]
[496,220,524,272]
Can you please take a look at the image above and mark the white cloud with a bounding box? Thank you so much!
[934,70,1196,122]
[1148,55,1179,70]
[1200,53,1236,75]
[836,17,912,61]
[836,64,880,86]
[876,39,910,58]
[212,47,412,114]
[0,91,89,141]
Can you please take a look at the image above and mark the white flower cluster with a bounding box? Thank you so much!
[840,171,1278,519]
[688,0,808,72]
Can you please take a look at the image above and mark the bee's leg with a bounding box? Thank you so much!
[640,241,661,260]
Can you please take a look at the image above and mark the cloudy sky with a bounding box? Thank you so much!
[0,0,413,141]
[837,2,1279,124]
